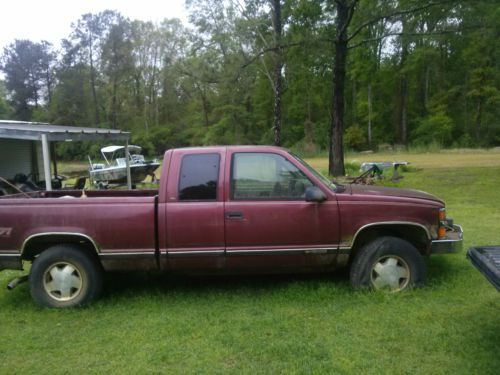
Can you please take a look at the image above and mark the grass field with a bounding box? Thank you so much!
[1,150,500,374]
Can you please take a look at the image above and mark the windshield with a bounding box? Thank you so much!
[291,153,337,191]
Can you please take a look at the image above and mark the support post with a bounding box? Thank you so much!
[41,134,52,191]
[51,143,58,177]
[125,140,132,189]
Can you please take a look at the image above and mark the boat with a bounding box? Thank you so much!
[88,145,160,186]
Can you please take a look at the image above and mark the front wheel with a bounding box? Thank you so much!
[29,245,103,308]
[350,236,426,292]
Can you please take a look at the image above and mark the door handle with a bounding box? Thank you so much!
[226,211,244,219]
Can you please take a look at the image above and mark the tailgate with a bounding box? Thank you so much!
[467,246,500,291]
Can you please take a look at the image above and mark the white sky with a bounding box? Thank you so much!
[0,0,189,52]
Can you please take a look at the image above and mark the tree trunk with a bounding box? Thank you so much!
[45,69,52,105]
[329,0,349,177]
[352,78,356,125]
[475,96,483,142]
[400,75,408,144]
[271,0,283,146]
[397,21,409,145]
[148,47,158,127]
[89,34,101,125]
[368,83,372,147]
[273,61,283,146]
[111,77,117,129]
[304,93,315,153]
[424,65,430,112]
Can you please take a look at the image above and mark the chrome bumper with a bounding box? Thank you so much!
[430,225,463,254]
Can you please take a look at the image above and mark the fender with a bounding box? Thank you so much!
[345,221,431,250]
[21,232,100,256]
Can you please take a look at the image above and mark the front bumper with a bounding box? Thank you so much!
[430,224,463,254]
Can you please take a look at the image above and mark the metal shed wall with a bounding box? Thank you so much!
[0,139,34,179]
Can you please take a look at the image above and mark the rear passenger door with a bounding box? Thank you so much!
[164,149,225,270]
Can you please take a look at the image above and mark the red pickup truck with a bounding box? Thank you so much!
[0,146,462,308]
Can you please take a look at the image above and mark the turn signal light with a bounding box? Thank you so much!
[438,226,446,239]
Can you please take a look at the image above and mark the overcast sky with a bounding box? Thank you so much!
[0,0,189,51]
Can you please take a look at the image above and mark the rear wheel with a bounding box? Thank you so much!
[30,245,103,308]
[350,236,426,292]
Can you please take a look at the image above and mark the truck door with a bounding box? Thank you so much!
[163,149,225,271]
[224,151,340,270]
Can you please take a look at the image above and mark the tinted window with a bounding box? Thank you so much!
[179,153,220,200]
[231,153,313,200]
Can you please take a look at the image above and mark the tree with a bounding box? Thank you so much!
[66,11,121,125]
[285,0,331,151]
[231,0,289,145]
[324,0,466,175]
[0,80,13,119]
[101,16,134,129]
[2,1,499,163]
[327,0,354,176]
[461,1,500,143]
[0,39,55,120]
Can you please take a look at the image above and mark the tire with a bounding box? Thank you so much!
[350,236,426,292]
[29,245,103,308]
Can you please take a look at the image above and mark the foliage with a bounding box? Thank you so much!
[411,105,453,147]
[0,1,498,161]
[0,80,13,119]
[0,40,54,120]
[344,125,367,151]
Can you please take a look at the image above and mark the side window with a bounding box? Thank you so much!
[178,153,220,201]
[231,153,313,200]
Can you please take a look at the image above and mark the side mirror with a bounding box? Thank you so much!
[305,186,327,203]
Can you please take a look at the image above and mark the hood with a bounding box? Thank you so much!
[348,184,444,205]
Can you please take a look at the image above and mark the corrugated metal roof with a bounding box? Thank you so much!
[0,120,130,141]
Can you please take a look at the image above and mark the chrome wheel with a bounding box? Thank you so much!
[370,255,410,291]
[43,262,83,302]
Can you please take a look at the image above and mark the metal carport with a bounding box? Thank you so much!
[0,120,131,190]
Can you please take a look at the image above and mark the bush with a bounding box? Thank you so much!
[131,132,155,158]
[344,160,361,176]
[411,105,453,147]
[344,126,367,151]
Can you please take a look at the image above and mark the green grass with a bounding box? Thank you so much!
[2,151,500,374]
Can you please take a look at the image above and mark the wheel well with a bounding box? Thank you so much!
[22,234,99,261]
[349,224,429,263]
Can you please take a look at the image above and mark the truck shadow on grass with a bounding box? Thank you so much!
[0,255,469,309]
[102,268,352,301]
[100,255,466,301]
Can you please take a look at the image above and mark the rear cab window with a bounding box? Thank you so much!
[178,153,220,201]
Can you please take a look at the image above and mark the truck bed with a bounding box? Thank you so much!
[467,246,500,291]
[0,189,158,199]
[0,189,158,256]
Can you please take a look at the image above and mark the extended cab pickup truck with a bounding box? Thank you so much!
[0,146,463,308]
